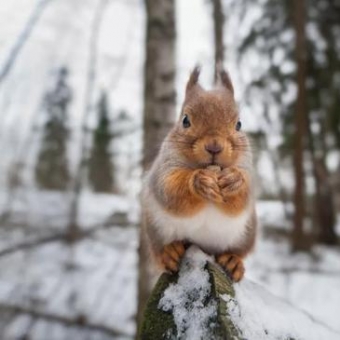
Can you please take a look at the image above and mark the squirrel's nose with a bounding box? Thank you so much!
[205,143,222,155]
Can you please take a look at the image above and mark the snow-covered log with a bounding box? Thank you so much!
[138,247,340,340]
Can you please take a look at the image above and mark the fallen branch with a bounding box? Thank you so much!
[0,212,136,258]
[0,302,128,338]
[0,233,65,257]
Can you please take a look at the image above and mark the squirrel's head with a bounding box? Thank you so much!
[169,66,249,169]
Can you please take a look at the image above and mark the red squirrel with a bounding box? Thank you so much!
[142,67,257,282]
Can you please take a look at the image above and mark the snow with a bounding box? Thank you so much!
[0,190,138,339]
[0,227,138,337]
[157,246,340,340]
[257,200,292,230]
[223,280,340,340]
[158,247,218,340]
[246,235,340,333]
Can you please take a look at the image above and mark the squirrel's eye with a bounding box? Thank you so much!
[236,121,242,131]
[182,114,191,128]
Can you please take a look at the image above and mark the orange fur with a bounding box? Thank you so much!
[163,166,250,217]
[216,253,245,282]
[217,167,251,215]
[162,168,205,216]
[156,241,186,272]
[143,67,257,281]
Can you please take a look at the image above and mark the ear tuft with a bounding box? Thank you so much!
[220,69,234,95]
[186,65,201,93]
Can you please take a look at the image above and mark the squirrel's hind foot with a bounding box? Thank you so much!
[216,253,245,282]
[159,241,186,273]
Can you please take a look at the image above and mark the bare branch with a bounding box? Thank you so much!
[0,303,129,338]
[0,0,51,85]
[0,213,137,258]
[68,0,110,239]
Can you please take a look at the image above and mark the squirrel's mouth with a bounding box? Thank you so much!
[210,155,221,167]
[200,159,223,169]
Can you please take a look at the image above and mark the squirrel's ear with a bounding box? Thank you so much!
[220,69,234,95]
[186,66,201,94]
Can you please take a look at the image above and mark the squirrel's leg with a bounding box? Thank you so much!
[158,241,186,273]
[143,216,186,274]
[215,253,245,282]
[217,167,250,215]
[215,210,256,282]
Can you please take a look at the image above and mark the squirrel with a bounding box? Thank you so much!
[142,67,257,282]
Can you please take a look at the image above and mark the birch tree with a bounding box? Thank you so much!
[137,0,176,328]
[211,0,225,81]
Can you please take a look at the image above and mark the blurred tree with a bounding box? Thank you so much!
[88,92,115,193]
[67,0,109,243]
[232,0,340,247]
[305,0,339,245]
[292,0,308,251]
[137,0,176,330]
[35,67,71,190]
[211,0,225,81]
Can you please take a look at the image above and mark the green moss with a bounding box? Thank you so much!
[208,263,243,340]
[138,272,178,340]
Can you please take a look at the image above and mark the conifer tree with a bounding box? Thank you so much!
[35,67,71,190]
[231,0,340,247]
[88,92,114,193]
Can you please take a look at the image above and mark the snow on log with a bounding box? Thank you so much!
[138,247,340,340]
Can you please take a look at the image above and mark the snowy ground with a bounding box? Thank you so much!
[0,193,339,339]
[248,201,340,333]
[0,191,138,339]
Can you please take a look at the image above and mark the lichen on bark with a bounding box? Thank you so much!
[138,261,242,340]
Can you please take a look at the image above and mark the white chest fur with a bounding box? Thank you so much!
[149,195,250,253]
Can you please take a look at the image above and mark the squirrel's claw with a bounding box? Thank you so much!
[216,253,245,282]
[160,241,186,273]
[218,167,244,198]
[192,169,224,203]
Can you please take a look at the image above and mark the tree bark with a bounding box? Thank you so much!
[211,0,225,82]
[314,159,338,245]
[142,0,176,169]
[306,114,338,245]
[292,0,309,252]
[137,0,176,331]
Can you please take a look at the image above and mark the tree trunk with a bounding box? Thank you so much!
[141,0,176,169]
[314,159,338,245]
[137,0,176,331]
[306,114,338,245]
[211,0,225,82]
[292,0,309,252]
[138,263,241,340]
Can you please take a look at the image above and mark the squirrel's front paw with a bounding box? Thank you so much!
[191,169,223,203]
[216,253,245,282]
[160,241,186,273]
[218,167,245,199]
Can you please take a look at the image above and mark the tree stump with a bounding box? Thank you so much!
[138,248,340,340]
[138,249,241,340]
